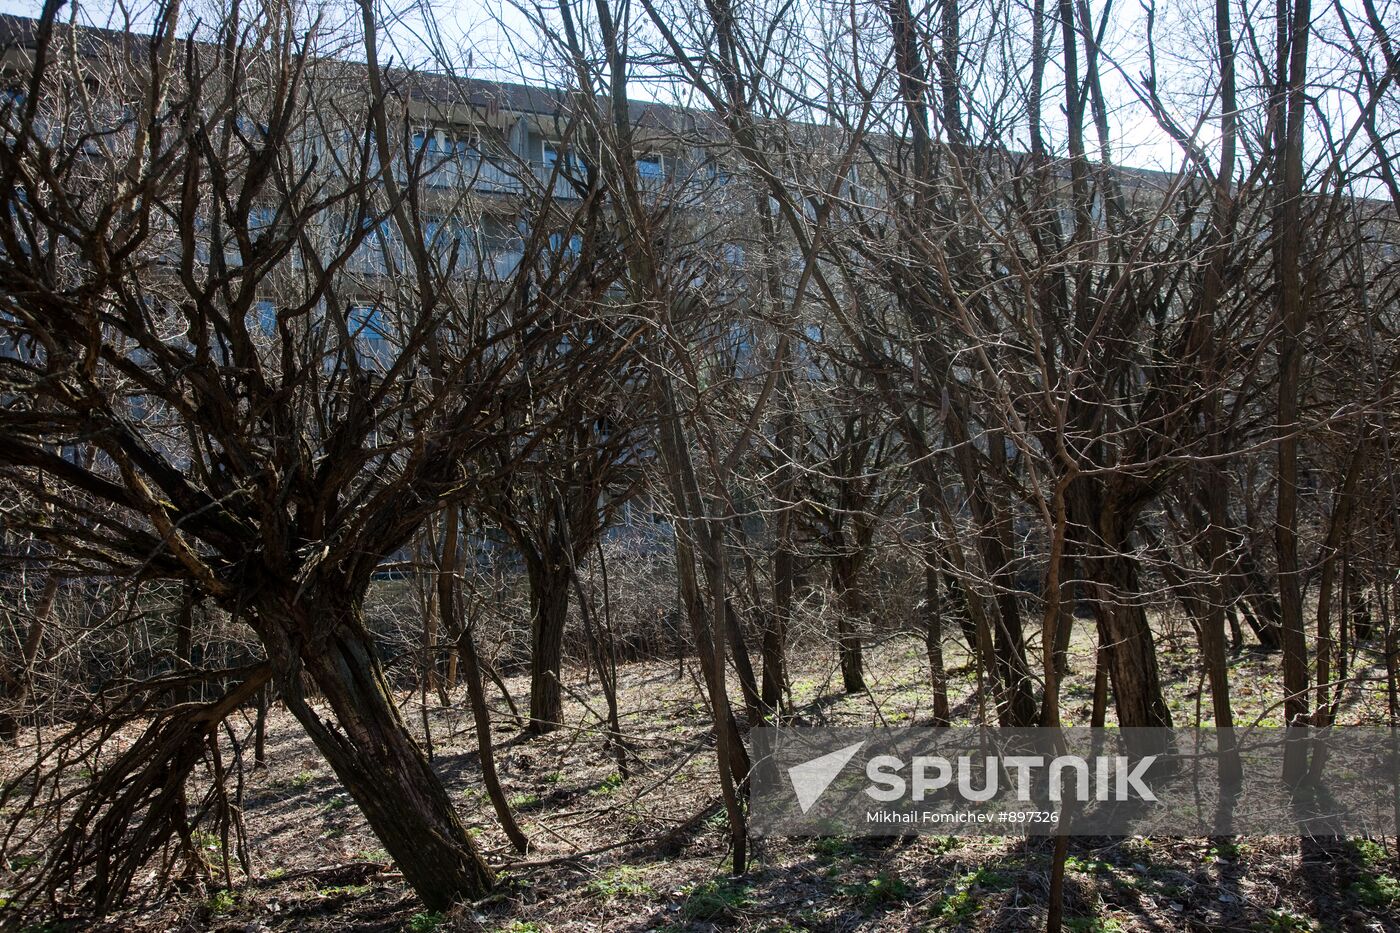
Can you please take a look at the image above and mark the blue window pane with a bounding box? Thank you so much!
[253,300,277,336]
[348,305,392,369]
[234,116,270,143]
[249,205,276,233]
[349,305,387,340]
[548,232,582,257]
[707,161,732,185]
[543,145,585,173]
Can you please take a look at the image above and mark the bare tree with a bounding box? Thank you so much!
[0,1,614,909]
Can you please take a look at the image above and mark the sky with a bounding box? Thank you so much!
[0,0,1389,184]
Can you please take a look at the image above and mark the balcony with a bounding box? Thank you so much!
[409,154,589,200]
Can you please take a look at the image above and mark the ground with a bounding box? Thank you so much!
[6,618,1400,931]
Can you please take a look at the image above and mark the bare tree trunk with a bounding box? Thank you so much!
[267,599,494,908]
[436,503,526,851]
[1072,480,1173,726]
[723,598,764,723]
[457,622,530,853]
[253,685,269,768]
[1090,634,1110,728]
[1313,442,1367,723]
[1273,0,1313,782]
[921,490,951,724]
[831,554,868,694]
[1198,0,1242,783]
[762,197,796,717]
[1097,520,1173,727]
[553,0,751,870]
[888,0,1034,725]
[1184,492,1283,650]
[0,571,59,743]
[1040,478,1071,728]
[525,556,570,734]
[424,519,447,707]
[558,497,629,779]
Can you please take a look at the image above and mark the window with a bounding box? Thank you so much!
[349,304,386,340]
[348,305,391,368]
[452,135,479,161]
[354,217,399,274]
[636,152,664,179]
[483,217,524,279]
[424,217,477,270]
[548,231,582,258]
[234,115,269,141]
[706,160,733,186]
[339,129,382,170]
[252,300,277,337]
[248,204,276,235]
[543,143,586,175]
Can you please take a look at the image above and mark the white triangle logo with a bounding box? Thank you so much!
[787,741,865,813]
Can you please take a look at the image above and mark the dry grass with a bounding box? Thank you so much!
[7,617,1400,931]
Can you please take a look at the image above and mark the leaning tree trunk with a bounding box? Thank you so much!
[525,555,570,734]
[458,623,530,853]
[263,598,494,909]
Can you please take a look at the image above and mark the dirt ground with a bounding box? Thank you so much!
[7,618,1400,932]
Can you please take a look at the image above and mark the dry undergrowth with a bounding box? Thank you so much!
[6,621,1400,932]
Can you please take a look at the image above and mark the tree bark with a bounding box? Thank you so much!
[458,623,530,853]
[267,601,494,909]
[0,571,58,743]
[1084,488,1173,727]
[1273,0,1313,783]
[525,555,571,734]
[921,490,951,724]
[831,554,867,694]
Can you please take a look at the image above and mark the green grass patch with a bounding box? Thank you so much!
[1256,909,1317,932]
[500,923,542,933]
[1349,872,1400,908]
[587,866,653,900]
[812,836,859,862]
[841,870,910,909]
[589,772,625,796]
[681,878,752,921]
[1346,838,1387,867]
[1066,919,1124,933]
[407,911,445,932]
[935,868,1011,922]
[205,889,236,915]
